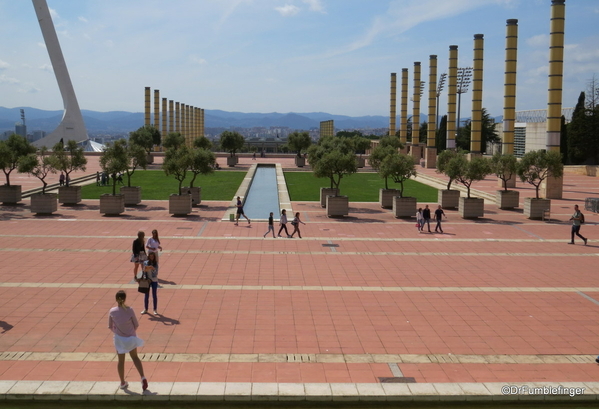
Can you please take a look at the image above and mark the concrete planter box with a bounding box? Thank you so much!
[58,186,82,205]
[169,194,192,216]
[326,195,349,217]
[496,190,519,210]
[379,189,399,209]
[30,193,58,215]
[393,196,417,218]
[320,187,339,208]
[227,156,238,167]
[356,156,366,168]
[120,186,142,206]
[181,186,201,206]
[295,156,306,167]
[146,153,154,164]
[100,194,125,215]
[459,197,485,219]
[438,189,460,209]
[0,185,22,204]
[523,197,550,220]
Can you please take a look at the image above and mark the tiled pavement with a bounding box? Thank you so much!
[0,156,598,402]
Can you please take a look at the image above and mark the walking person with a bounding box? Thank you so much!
[434,205,446,233]
[131,231,147,280]
[234,196,251,226]
[145,229,162,264]
[263,212,275,238]
[289,212,306,238]
[422,204,432,233]
[141,252,159,315]
[568,204,588,245]
[108,290,148,391]
[416,208,424,233]
[59,172,65,186]
[278,209,290,238]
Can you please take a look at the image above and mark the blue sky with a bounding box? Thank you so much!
[0,0,597,119]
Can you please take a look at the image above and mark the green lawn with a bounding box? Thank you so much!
[284,172,438,202]
[81,170,245,200]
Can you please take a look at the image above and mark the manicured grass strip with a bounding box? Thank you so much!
[284,172,438,202]
[81,170,245,200]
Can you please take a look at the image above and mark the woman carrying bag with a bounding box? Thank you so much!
[139,252,159,315]
[131,231,147,279]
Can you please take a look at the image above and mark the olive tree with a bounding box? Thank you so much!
[0,134,36,186]
[516,150,564,199]
[53,140,87,187]
[287,131,311,158]
[307,136,357,192]
[491,152,518,192]
[219,131,245,157]
[188,141,216,188]
[352,136,373,158]
[129,125,161,154]
[436,149,463,190]
[453,155,493,198]
[124,141,148,187]
[163,146,192,194]
[99,140,129,196]
[19,147,58,194]
[378,152,417,196]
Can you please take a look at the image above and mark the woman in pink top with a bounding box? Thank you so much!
[108,290,148,391]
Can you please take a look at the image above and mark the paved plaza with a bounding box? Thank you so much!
[0,156,598,402]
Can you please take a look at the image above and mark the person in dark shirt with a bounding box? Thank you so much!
[263,212,275,238]
[422,205,432,233]
[434,205,446,233]
[235,196,251,226]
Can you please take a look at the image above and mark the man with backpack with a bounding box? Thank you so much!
[568,204,588,245]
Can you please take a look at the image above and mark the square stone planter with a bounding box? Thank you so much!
[379,189,399,209]
[100,194,125,215]
[496,190,519,210]
[459,197,485,219]
[295,156,305,167]
[393,196,417,218]
[438,189,460,210]
[146,153,154,165]
[523,197,550,220]
[227,156,238,167]
[356,156,366,168]
[181,186,201,206]
[120,186,142,206]
[0,185,22,204]
[320,187,339,208]
[326,195,349,217]
[30,193,58,215]
[169,194,192,216]
[58,186,82,205]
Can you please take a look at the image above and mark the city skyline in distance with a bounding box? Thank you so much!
[0,0,597,119]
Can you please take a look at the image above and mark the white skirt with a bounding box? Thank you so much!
[113,334,144,354]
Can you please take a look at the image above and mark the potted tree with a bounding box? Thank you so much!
[379,153,418,218]
[129,125,161,164]
[220,131,244,167]
[491,152,519,210]
[120,141,148,206]
[369,136,402,208]
[352,136,372,168]
[99,140,128,215]
[54,140,87,205]
[0,134,36,204]
[517,150,564,219]
[163,139,193,216]
[181,136,215,206]
[307,136,357,216]
[20,146,59,214]
[287,131,311,167]
[435,149,462,209]
[454,155,492,218]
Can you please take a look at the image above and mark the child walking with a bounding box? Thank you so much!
[263,212,275,238]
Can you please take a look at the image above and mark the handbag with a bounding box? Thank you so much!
[137,272,150,294]
[415,223,420,228]
[138,253,148,262]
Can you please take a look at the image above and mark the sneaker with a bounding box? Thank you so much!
[596,356,599,364]
[141,377,148,391]
[119,381,129,390]
[141,310,147,314]
[287,235,292,238]
[584,238,588,246]
[567,242,574,245]
[234,223,238,226]
[153,311,158,315]
[248,219,251,224]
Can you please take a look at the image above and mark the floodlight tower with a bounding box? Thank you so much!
[436,73,447,129]
[456,67,473,140]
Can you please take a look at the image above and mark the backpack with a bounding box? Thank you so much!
[580,212,585,224]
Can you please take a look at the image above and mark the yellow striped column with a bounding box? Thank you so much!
[446,46,458,150]
[502,19,519,188]
[169,100,174,134]
[153,89,160,134]
[400,68,408,151]
[425,55,437,168]
[470,34,484,155]
[144,87,151,127]
[389,73,397,137]
[161,98,167,143]
[410,62,422,163]
[175,102,180,133]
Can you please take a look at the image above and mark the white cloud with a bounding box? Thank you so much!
[275,4,300,17]
[39,64,53,73]
[79,16,89,23]
[18,84,41,94]
[0,60,9,70]
[49,7,59,19]
[190,56,207,65]
[526,34,549,47]
[303,0,325,13]
[0,74,20,85]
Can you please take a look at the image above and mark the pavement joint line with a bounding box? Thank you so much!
[0,247,596,257]
[510,224,545,240]
[577,291,599,307]
[1,282,599,292]
[1,351,595,364]
[196,221,209,237]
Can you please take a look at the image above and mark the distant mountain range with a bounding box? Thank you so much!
[0,106,398,134]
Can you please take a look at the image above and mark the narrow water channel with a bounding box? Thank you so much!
[242,164,280,220]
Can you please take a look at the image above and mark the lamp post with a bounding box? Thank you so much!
[436,73,447,129]
[456,67,472,141]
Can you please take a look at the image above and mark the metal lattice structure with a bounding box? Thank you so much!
[516,108,574,123]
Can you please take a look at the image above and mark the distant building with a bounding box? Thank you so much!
[31,130,46,142]
[15,122,26,138]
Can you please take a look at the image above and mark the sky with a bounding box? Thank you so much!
[0,0,598,119]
